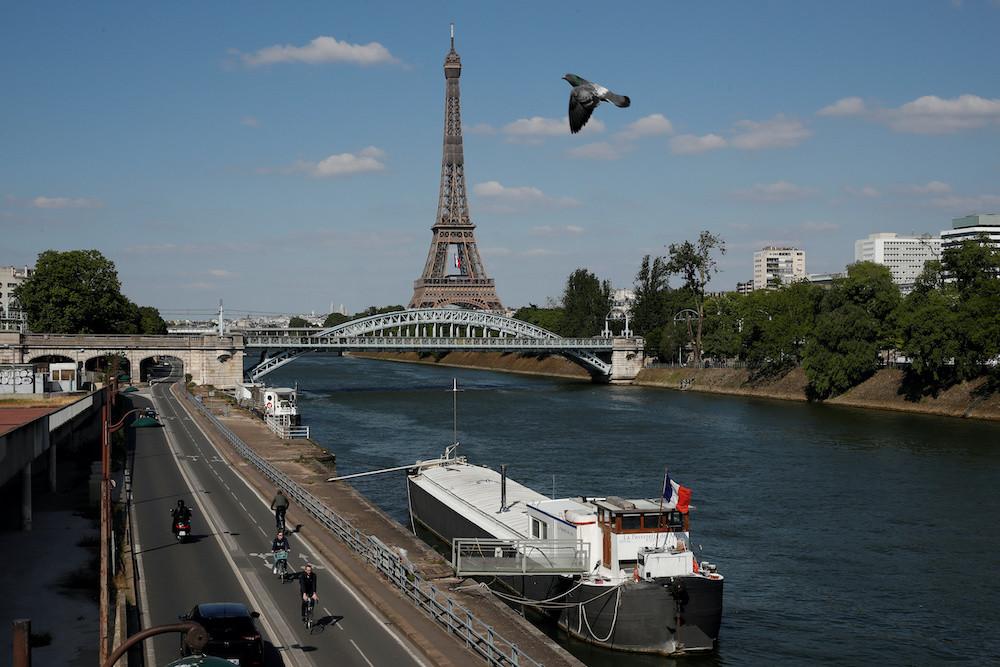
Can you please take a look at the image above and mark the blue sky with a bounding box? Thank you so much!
[3,1,999,319]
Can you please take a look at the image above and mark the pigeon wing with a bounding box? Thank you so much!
[568,87,597,134]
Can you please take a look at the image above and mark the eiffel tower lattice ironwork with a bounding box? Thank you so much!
[409,25,503,312]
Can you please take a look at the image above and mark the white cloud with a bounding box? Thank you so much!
[670,133,727,155]
[614,114,675,141]
[894,181,954,196]
[464,123,498,135]
[241,117,259,127]
[816,97,867,118]
[564,141,634,160]
[501,116,575,145]
[277,147,388,178]
[885,95,1000,134]
[730,114,813,150]
[530,225,585,238]
[818,94,1000,135]
[472,181,580,209]
[232,36,402,67]
[801,220,840,232]
[209,269,240,278]
[28,196,106,209]
[727,181,820,204]
[843,186,881,198]
[922,193,1000,211]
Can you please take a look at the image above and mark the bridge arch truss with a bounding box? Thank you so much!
[243,309,616,382]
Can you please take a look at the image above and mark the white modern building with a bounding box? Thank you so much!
[941,214,1000,251]
[855,232,940,295]
[0,265,32,331]
[753,247,805,290]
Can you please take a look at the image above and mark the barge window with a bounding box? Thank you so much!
[621,514,641,531]
[531,518,548,539]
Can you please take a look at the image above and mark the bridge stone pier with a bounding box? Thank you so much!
[0,331,244,388]
[608,337,646,383]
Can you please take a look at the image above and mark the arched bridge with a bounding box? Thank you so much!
[242,309,644,384]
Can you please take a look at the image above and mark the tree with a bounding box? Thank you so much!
[513,304,567,335]
[664,231,725,363]
[941,236,1000,380]
[288,317,317,328]
[323,312,351,328]
[561,269,612,338]
[803,261,900,398]
[137,306,168,335]
[741,281,823,371]
[15,249,143,334]
[631,255,671,335]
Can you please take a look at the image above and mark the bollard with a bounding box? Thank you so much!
[13,618,30,667]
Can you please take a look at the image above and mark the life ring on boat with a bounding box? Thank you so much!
[692,557,699,573]
[634,565,639,582]
[266,402,273,409]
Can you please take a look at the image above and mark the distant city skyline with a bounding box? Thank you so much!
[3,2,999,316]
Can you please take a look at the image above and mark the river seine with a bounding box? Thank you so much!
[263,353,999,667]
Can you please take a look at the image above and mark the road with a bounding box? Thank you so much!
[128,365,432,667]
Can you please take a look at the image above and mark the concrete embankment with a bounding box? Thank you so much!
[351,351,1000,422]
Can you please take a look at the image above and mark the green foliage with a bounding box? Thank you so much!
[740,281,823,371]
[663,231,725,362]
[561,268,612,337]
[14,249,162,334]
[513,304,567,335]
[323,312,351,328]
[355,305,405,318]
[137,306,168,334]
[631,255,672,334]
[288,316,317,328]
[802,262,899,398]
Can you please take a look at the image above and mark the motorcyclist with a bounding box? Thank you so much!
[170,499,193,535]
[271,530,290,574]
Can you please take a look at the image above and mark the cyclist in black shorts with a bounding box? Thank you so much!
[300,564,318,621]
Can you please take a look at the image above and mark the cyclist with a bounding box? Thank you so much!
[270,530,290,574]
[300,564,318,622]
[270,489,289,531]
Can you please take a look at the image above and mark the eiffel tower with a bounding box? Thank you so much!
[409,25,503,312]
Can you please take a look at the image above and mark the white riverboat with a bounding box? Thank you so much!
[406,445,724,655]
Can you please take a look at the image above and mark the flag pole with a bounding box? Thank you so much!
[656,467,668,549]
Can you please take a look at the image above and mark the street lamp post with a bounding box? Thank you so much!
[100,396,156,662]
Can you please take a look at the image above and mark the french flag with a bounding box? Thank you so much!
[662,473,692,514]
[454,255,462,269]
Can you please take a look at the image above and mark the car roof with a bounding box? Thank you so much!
[193,602,251,618]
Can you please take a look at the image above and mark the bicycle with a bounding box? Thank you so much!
[273,550,289,582]
[275,509,286,533]
[303,597,316,630]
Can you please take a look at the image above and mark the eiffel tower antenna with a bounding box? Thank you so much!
[409,24,503,312]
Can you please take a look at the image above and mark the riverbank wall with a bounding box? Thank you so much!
[350,351,1000,422]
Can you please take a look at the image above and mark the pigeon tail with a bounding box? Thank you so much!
[604,92,630,108]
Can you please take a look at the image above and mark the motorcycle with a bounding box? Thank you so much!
[173,516,190,542]
[171,510,192,542]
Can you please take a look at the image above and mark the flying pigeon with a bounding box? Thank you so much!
[563,74,631,134]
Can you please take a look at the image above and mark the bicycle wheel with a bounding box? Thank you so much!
[305,601,315,629]
[279,561,288,583]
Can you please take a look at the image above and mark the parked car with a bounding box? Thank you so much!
[179,602,264,666]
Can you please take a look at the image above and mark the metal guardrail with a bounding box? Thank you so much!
[185,390,541,667]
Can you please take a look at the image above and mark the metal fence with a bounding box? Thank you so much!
[185,390,541,667]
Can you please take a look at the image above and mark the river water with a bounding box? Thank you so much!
[263,353,1000,667]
